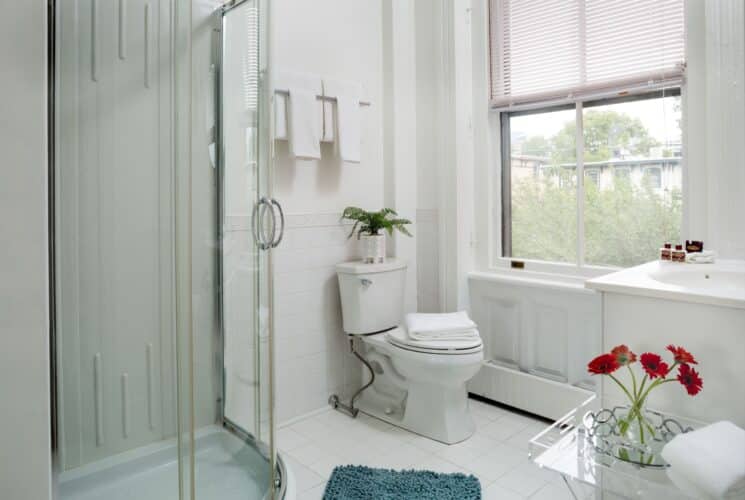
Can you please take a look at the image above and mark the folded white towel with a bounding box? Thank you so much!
[405,312,479,341]
[661,421,745,499]
[324,79,362,163]
[686,250,716,264]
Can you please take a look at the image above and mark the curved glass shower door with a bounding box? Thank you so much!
[52,0,279,498]
[203,0,281,497]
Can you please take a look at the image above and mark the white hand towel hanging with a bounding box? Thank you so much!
[274,95,288,140]
[324,79,362,163]
[275,72,323,159]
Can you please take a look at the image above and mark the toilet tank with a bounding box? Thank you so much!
[336,259,407,334]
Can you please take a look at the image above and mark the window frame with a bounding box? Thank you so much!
[498,89,682,274]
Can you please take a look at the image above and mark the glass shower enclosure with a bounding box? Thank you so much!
[51,0,284,498]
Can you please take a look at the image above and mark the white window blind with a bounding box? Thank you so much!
[490,0,685,108]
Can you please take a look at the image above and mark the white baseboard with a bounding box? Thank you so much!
[468,362,593,421]
[278,405,332,429]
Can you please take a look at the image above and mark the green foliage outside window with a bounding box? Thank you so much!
[510,109,682,268]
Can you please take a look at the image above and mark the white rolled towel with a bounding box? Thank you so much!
[686,250,716,264]
[405,311,479,340]
[661,421,745,499]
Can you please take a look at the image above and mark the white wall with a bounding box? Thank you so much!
[415,0,443,313]
[272,0,421,423]
[272,0,386,423]
[273,0,385,214]
[0,2,52,499]
[684,0,745,259]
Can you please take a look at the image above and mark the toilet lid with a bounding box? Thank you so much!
[385,327,483,355]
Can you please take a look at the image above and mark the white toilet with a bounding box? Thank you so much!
[335,259,483,444]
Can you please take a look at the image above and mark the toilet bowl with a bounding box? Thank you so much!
[335,260,483,444]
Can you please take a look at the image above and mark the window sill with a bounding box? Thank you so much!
[481,257,620,286]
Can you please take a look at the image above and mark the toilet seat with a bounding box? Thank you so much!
[384,327,483,355]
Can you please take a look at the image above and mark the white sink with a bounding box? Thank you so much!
[586,259,745,309]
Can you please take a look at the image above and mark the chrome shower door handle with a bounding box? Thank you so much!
[252,197,275,250]
[269,198,285,248]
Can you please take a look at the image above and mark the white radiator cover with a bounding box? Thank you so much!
[467,272,600,420]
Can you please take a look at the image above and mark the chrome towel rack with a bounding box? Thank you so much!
[274,88,371,107]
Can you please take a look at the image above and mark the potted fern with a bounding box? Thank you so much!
[341,207,412,263]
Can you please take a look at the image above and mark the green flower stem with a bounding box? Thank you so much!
[628,366,638,399]
[636,362,679,405]
[609,374,636,404]
[637,374,648,401]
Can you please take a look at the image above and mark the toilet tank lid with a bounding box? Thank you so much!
[336,259,407,275]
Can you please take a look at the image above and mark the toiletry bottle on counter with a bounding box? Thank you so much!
[672,244,686,262]
[660,242,672,261]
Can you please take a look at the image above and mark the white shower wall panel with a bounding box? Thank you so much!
[55,0,218,470]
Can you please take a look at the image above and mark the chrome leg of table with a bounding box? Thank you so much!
[562,474,581,500]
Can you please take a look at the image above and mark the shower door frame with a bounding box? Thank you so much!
[215,0,284,497]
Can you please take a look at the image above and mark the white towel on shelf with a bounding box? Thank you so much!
[661,421,745,499]
[275,72,322,159]
[686,250,716,264]
[405,312,479,340]
[324,79,362,163]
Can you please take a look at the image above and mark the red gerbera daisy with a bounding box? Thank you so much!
[666,344,698,365]
[611,345,637,366]
[588,353,621,375]
[677,364,703,396]
[640,352,669,379]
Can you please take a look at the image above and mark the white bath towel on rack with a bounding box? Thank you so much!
[324,79,362,163]
[275,72,323,159]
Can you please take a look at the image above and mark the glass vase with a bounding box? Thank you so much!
[612,405,665,466]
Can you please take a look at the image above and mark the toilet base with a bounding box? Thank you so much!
[355,382,476,445]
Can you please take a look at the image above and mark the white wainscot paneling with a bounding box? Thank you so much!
[273,213,361,423]
[467,272,601,420]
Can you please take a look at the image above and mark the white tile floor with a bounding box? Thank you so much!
[278,398,577,500]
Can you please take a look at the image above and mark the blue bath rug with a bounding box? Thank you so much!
[323,465,481,500]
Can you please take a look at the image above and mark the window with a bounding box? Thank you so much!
[585,169,599,186]
[613,167,631,183]
[644,167,663,189]
[493,0,685,269]
[502,92,682,267]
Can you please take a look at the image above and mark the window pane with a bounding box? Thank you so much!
[583,94,682,267]
[507,108,577,263]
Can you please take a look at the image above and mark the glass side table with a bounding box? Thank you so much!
[529,395,705,500]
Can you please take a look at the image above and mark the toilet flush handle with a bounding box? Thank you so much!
[360,278,373,289]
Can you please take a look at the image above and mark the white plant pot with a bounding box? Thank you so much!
[360,233,386,263]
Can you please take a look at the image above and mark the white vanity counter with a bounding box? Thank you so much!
[586,259,745,310]
[586,259,745,428]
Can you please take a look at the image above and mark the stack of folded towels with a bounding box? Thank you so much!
[404,311,479,342]
[661,420,745,499]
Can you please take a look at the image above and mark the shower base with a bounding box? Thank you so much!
[58,426,275,500]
